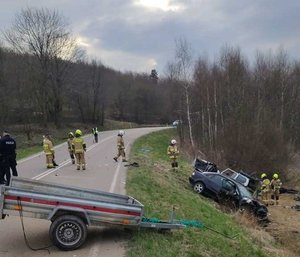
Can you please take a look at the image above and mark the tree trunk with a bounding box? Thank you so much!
[207,87,213,150]
[214,82,218,146]
[201,103,205,145]
[279,85,284,131]
[185,84,195,150]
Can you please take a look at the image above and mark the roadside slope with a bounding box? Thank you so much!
[126,129,272,257]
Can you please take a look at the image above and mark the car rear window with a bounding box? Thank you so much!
[235,175,247,185]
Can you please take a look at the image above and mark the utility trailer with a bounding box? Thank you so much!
[0,177,185,251]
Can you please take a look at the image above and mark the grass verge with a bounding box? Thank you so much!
[126,129,272,257]
[13,120,139,160]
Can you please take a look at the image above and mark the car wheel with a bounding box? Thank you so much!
[193,182,205,194]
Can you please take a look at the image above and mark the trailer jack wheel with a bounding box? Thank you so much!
[50,215,87,251]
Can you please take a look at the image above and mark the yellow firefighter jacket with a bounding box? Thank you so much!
[43,138,54,155]
[67,138,73,150]
[72,137,86,154]
[261,178,271,192]
[271,179,282,190]
[117,135,125,149]
[167,145,179,160]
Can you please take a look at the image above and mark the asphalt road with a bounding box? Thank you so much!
[0,127,168,257]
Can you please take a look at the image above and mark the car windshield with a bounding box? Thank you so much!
[236,183,252,198]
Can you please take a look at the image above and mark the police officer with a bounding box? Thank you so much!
[113,130,127,162]
[260,173,271,205]
[270,173,282,205]
[167,139,179,171]
[92,127,99,143]
[72,129,87,170]
[0,131,18,185]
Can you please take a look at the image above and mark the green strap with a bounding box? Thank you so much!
[179,219,204,228]
[142,217,204,228]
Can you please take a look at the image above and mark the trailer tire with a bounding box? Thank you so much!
[50,215,87,251]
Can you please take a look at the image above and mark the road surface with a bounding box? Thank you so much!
[0,127,167,257]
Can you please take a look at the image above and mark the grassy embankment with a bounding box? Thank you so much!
[126,129,273,257]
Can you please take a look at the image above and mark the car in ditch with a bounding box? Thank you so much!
[189,171,268,221]
[192,158,219,173]
[221,168,260,193]
[192,159,260,193]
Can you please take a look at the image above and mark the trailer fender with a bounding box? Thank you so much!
[48,206,91,225]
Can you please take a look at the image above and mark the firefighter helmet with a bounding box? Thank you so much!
[75,129,82,136]
[273,173,279,179]
[171,139,177,144]
[261,173,267,179]
[68,132,74,137]
[118,130,124,136]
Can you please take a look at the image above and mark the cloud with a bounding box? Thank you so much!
[133,0,185,12]
[1,0,300,73]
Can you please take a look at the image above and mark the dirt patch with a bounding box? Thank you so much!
[265,193,300,257]
[260,152,300,257]
[285,154,300,189]
[264,153,300,256]
[233,193,300,257]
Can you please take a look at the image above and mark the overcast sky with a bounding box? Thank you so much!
[1,0,299,75]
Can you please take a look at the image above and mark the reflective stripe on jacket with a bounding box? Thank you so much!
[92,128,98,134]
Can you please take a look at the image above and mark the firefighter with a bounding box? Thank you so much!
[92,127,99,143]
[51,136,59,167]
[167,139,179,171]
[44,135,59,167]
[260,173,271,205]
[67,132,75,164]
[270,173,282,205]
[72,129,86,170]
[113,130,127,162]
[0,131,18,185]
[43,134,55,169]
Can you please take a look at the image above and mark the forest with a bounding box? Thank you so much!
[1,8,299,176]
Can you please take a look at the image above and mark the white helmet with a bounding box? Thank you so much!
[118,130,124,136]
[171,139,176,144]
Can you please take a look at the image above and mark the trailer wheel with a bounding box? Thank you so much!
[49,215,87,251]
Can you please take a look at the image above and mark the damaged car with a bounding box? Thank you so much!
[193,158,219,173]
[192,158,260,193]
[189,171,268,221]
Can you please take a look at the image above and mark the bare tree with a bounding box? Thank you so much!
[173,38,196,150]
[0,44,7,123]
[4,7,81,127]
[274,49,291,131]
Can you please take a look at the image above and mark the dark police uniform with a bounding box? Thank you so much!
[0,133,18,185]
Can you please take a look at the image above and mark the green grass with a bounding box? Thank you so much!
[14,120,139,160]
[16,145,43,160]
[15,134,66,160]
[126,129,272,257]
